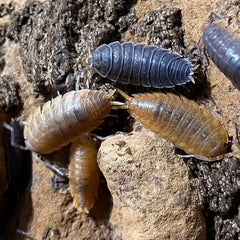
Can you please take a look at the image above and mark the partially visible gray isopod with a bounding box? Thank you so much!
[91,41,194,88]
[203,23,240,90]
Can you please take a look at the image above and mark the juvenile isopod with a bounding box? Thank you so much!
[24,89,116,154]
[118,90,228,161]
[69,134,99,213]
[203,22,240,90]
[91,41,194,88]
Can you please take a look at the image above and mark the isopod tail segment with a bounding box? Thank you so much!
[116,89,228,162]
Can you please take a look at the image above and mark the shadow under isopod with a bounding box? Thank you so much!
[0,121,32,239]
[88,173,113,224]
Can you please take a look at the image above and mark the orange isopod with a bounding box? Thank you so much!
[69,134,99,213]
[118,90,228,161]
[24,89,115,154]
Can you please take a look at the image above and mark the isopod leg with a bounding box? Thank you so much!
[91,133,115,141]
[196,34,203,57]
[178,153,220,162]
[196,34,210,65]
[108,89,130,109]
[111,101,127,109]
[208,12,222,23]
[59,67,88,91]
[33,153,68,179]
[178,154,195,159]
[16,229,35,240]
[106,89,126,109]
[208,11,232,24]
[3,122,28,151]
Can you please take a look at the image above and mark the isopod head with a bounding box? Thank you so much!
[91,44,112,77]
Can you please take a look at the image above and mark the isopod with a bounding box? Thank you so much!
[69,134,99,213]
[24,89,115,154]
[118,90,228,161]
[203,22,240,90]
[91,41,194,88]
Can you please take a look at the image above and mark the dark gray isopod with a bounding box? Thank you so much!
[203,23,240,90]
[91,41,194,88]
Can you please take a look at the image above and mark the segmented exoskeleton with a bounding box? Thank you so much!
[23,89,120,213]
[203,23,240,90]
[24,90,115,154]
[69,134,99,213]
[118,90,228,161]
[91,41,194,88]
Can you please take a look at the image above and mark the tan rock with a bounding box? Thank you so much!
[98,125,206,240]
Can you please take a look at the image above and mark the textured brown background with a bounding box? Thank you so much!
[0,0,240,239]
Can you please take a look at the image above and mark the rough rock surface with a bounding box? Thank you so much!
[188,157,240,239]
[0,0,240,239]
[6,0,137,96]
[98,126,206,240]
[0,75,21,113]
